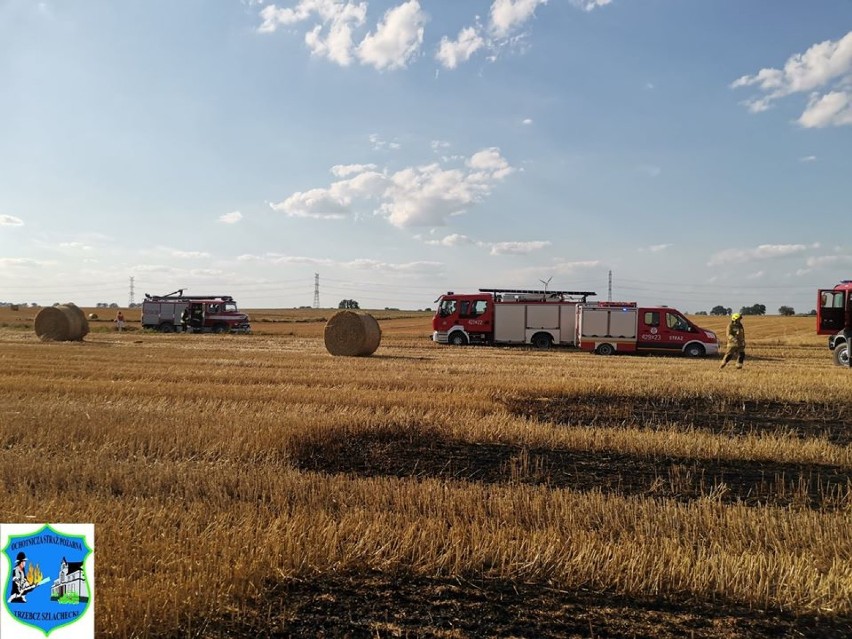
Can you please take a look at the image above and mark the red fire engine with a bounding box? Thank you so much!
[432,289,718,357]
[816,280,852,366]
[141,290,251,334]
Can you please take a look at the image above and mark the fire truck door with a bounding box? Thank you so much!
[818,289,846,334]
[459,299,491,334]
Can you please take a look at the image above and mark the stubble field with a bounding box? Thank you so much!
[1,307,850,638]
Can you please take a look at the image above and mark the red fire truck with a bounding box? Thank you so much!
[575,302,718,357]
[432,289,718,357]
[141,290,251,334]
[816,280,852,366]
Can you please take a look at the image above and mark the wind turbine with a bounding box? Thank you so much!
[539,276,552,293]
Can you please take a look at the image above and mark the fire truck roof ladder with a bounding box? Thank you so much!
[479,288,597,302]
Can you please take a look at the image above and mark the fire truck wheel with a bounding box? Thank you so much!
[834,344,849,367]
[596,343,615,356]
[684,343,705,357]
[448,331,468,346]
[212,323,228,334]
[159,323,175,333]
[531,333,552,350]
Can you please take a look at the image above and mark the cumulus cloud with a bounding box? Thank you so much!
[731,31,852,127]
[258,1,368,66]
[0,214,24,226]
[356,0,425,70]
[171,250,211,259]
[522,118,533,125]
[489,240,550,255]
[436,26,485,69]
[489,0,548,39]
[804,254,852,269]
[331,163,378,177]
[707,243,816,266]
[272,147,515,227]
[219,211,244,224]
[798,90,852,128]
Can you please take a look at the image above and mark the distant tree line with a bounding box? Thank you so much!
[338,299,360,309]
[707,304,817,316]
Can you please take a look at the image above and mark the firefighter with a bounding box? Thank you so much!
[181,307,190,333]
[720,312,746,369]
[9,552,29,603]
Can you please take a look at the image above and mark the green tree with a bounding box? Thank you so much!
[338,299,360,309]
[710,305,731,316]
[740,304,766,316]
[778,305,795,316]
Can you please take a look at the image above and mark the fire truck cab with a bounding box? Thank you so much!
[817,280,852,366]
[576,302,718,357]
[141,290,251,334]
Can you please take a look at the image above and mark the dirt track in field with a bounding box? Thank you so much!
[291,425,851,509]
[505,393,852,445]
[204,570,852,639]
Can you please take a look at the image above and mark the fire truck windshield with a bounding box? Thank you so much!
[224,302,237,313]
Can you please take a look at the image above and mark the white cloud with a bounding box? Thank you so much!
[272,188,353,219]
[259,1,368,66]
[58,241,93,251]
[707,243,814,266]
[643,243,672,253]
[799,155,818,162]
[272,148,515,228]
[489,240,550,255]
[171,250,211,259]
[0,214,24,226]
[490,0,547,39]
[430,140,451,152]
[570,0,613,10]
[369,133,401,151]
[731,31,852,126]
[219,211,244,224]
[746,270,765,280]
[436,26,485,69]
[798,90,852,128]
[522,118,533,125]
[805,254,852,269]
[331,163,378,177]
[427,233,473,247]
[356,0,425,70]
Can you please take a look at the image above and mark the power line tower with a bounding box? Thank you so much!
[313,273,320,308]
[607,270,612,302]
[129,276,135,308]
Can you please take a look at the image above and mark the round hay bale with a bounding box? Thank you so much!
[324,311,381,357]
[34,303,90,342]
[88,313,98,320]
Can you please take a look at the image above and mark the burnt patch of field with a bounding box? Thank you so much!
[204,570,852,639]
[506,394,852,445]
[291,426,851,509]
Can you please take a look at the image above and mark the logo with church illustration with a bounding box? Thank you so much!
[2,524,92,636]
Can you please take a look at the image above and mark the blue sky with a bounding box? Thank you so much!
[1,0,850,313]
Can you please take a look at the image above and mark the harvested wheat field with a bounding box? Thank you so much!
[1,308,851,638]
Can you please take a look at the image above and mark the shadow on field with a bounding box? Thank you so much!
[505,393,852,446]
[290,424,851,510]
[204,570,852,639]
